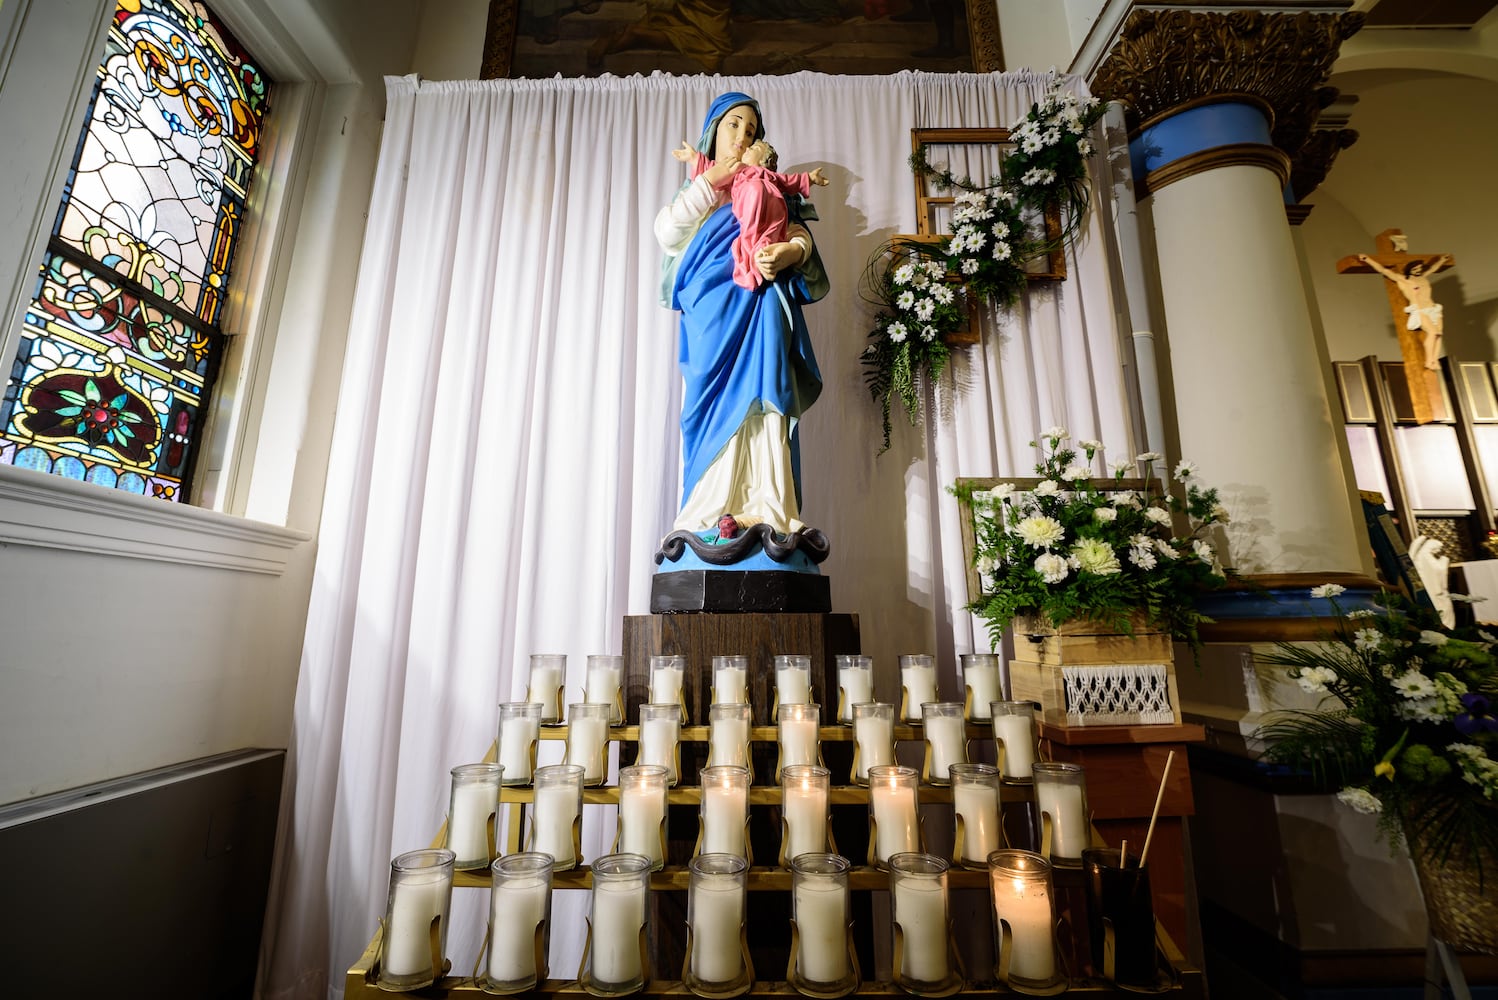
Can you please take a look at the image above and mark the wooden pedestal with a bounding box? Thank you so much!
[1038,721,1206,959]
[621,612,861,725]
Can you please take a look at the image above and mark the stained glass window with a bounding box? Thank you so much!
[0,0,270,502]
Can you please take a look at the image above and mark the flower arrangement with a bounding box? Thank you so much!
[954,427,1229,651]
[1255,589,1498,874]
[862,86,1107,452]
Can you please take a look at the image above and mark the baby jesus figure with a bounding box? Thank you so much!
[673,138,830,290]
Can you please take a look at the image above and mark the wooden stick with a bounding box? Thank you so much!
[1119,839,1128,868]
[1136,750,1175,868]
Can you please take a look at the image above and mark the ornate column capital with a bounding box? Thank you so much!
[1092,8,1363,132]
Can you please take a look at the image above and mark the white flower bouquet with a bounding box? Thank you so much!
[954,428,1229,651]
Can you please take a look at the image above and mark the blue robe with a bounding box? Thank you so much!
[670,200,826,517]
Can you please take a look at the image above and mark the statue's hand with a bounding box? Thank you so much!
[1358,254,1371,263]
[756,241,802,280]
[671,140,695,164]
[703,157,742,188]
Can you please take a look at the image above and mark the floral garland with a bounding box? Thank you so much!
[862,86,1107,452]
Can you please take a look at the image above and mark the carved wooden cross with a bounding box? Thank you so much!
[1336,228,1454,424]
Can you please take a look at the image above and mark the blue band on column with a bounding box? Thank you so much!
[1129,102,1274,181]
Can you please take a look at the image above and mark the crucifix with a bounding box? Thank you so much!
[1336,228,1455,424]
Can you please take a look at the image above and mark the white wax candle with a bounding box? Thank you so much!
[708,716,749,768]
[901,665,938,720]
[487,878,548,983]
[925,714,968,781]
[953,782,1001,862]
[1036,780,1088,858]
[992,714,1036,780]
[638,718,679,783]
[894,878,949,984]
[566,715,609,783]
[529,665,563,720]
[383,879,450,978]
[779,718,819,769]
[782,786,827,861]
[997,878,1056,981]
[529,785,578,867]
[650,668,684,706]
[794,880,848,983]
[585,666,622,717]
[690,881,744,983]
[714,666,748,705]
[702,783,748,856]
[838,668,873,722]
[499,716,539,783]
[590,880,646,985]
[777,667,811,706]
[854,715,894,781]
[964,663,1001,720]
[447,782,494,864]
[618,785,666,868]
[870,782,919,863]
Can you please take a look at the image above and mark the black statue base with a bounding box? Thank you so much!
[650,569,831,613]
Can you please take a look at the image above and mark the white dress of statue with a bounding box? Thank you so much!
[1409,534,1454,628]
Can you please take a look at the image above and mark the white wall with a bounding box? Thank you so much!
[0,0,422,805]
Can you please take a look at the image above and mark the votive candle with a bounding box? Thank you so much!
[991,701,1038,782]
[868,764,920,868]
[497,702,542,785]
[922,701,968,785]
[780,764,830,867]
[835,654,874,724]
[378,849,455,990]
[707,702,752,771]
[777,701,821,779]
[565,702,611,786]
[636,703,681,785]
[700,765,750,858]
[899,653,939,722]
[712,655,749,706]
[586,854,651,992]
[989,849,1059,988]
[852,702,895,784]
[961,653,1002,721]
[950,762,1002,868]
[790,853,852,987]
[527,764,584,870]
[774,654,813,717]
[527,653,566,725]
[445,762,502,870]
[616,764,668,871]
[890,853,952,988]
[1033,761,1090,863]
[585,654,624,724]
[687,853,748,987]
[484,852,553,992]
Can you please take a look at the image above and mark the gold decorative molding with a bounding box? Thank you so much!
[481,0,518,80]
[1092,9,1364,133]
[1140,142,1290,199]
[967,0,1004,73]
[1289,124,1359,204]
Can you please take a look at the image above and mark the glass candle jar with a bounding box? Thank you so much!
[779,763,830,869]
[834,654,874,724]
[699,764,751,860]
[583,853,652,995]
[990,701,1038,783]
[776,701,822,781]
[377,848,455,991]
[960,653,1002,722]
[988,849,1061,990]
[707,703,752,771]
[685,853,751,996]
[648,654,688,721]
[637,703,682,785]
[565,702,612,786]
[889,853,958,993]
[497,702,542,786]
[789,853,857,997]
[712,655,750,706]
[921,701,968,785]
[898,653,939,723]
[1032,761,1090,865]
[949,762,1002,869]
[484,852,554,994]
[1082,846,1158,987]
[527,653,566,725]
[526,763,584,871]
[585,653,625,725]
[616,764,669,871]
[445,762,502,870]
[851,702,895,785]
[866,764,920,869]
[773,654,813,720]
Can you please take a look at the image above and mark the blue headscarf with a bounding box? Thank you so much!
[696,92,763,159]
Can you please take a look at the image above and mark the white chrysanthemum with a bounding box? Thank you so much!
[1336,787,1382,815]
[1192,539,1215,565]
[1033,480,1060,496]
[1346,609,1378,619]
[1034,552,1070,584]
[1128,545,1157,570]
[1021,136,1044,154]
[1135,451,1162,463]
[1398,696,1446,723]
[1174,459,1199,482]
[1153,538,1180,560]
[1041,128,1061,146]
[921,326,936,342]
[932,285,954,305]
[990,483,1016,502]
[976,554,996,576]
[961,258,980,275]
[1072,537,1121,576]
[1021,167,1057,186]
[1294,665,1337,694]
[1144,507,1172,525]
[1094,507,1117,523]
[1111,491,1138,508]
[896,290,915,310]
[1015,515,1065,549]
[1353,628,1384,652]
[992,222,1009,239]
[1043,426,1069,442]
[893,264,915,285]
[1061,464,1091,482]
[1077,439,1102,453]
[1109,459,1132,478]
[1310,584,1346,599]
[1210,504,1230,524]
[1392,669,1437,699]
[1419,630,1449,646]
[887,321,908,343]
[992,242,1012,261]
[1077,138,1093,156]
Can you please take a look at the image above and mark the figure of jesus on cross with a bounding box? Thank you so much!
[1355,251,1452,372]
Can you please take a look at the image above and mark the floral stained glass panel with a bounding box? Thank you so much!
[0,0,269,501]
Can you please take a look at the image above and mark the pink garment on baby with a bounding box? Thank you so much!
[689,152,814,289]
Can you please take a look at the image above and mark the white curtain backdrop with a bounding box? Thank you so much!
[258,69,1136,1000]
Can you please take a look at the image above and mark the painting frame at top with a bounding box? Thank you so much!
[481,0,1002,78]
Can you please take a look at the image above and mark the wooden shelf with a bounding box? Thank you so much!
[451,862,1009,892]
[537,724,997,742]
[499,784,1034,806]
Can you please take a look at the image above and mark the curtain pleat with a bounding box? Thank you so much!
[258,69,1133,1000]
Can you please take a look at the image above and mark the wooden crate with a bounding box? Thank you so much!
[1009,615,1180,728]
